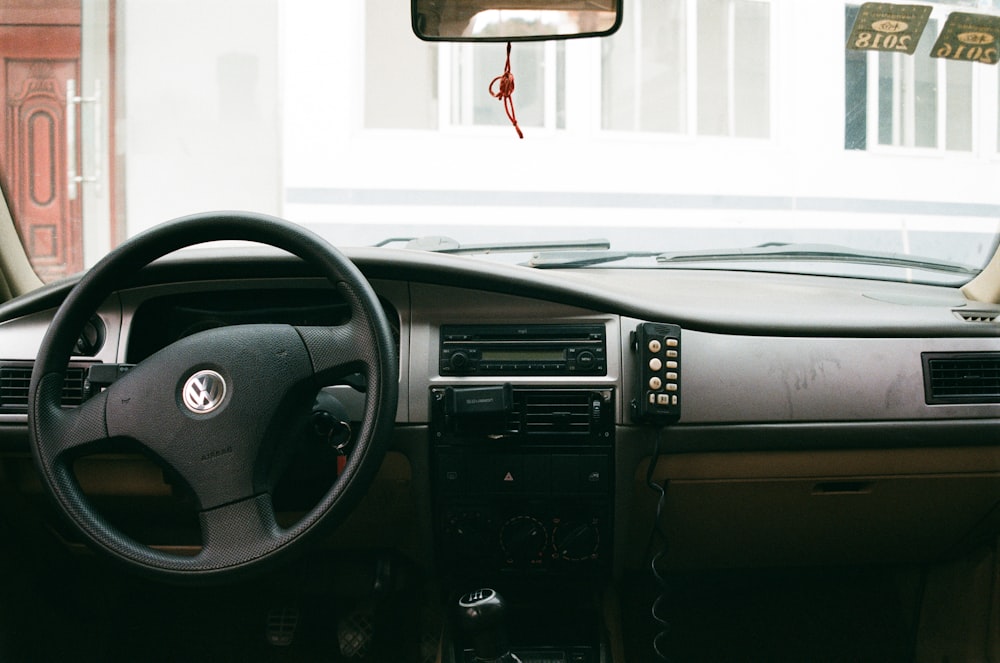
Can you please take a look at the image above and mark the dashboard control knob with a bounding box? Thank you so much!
[500,516,547,565]
[444,511,492,557]
[553,520,600,561]
[450,351,470,370]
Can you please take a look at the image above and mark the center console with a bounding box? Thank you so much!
[432,384,615,576]
[431,382,614,663]
[431,322,617,662]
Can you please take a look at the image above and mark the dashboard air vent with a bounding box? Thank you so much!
[499,388,613,439]
[922,353,1000,404]
[517,390,593,435]
[0,363,89,412]
[431,386,614,444]
[955,310,999,323]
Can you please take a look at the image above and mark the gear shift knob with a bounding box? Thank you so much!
[457,588,520,663]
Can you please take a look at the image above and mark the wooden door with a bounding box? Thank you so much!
[0,3,82,282]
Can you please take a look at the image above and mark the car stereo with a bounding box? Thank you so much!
[439,324,607,376]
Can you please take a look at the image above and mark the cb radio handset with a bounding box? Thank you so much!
[630,322,681,424]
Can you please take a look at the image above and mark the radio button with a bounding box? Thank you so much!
[666,383,678,392]
[649,358,663,371]
[666,350,679,358]
[471,455,524,494]
[666,360,678,369]
[649,377,662,390]
[578,455,608,492]
[647,339,662,353]
[666,338,679,347]
[437,455,466,494]
[666,372,678,380]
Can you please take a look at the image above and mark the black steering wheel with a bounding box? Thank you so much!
[28,212,398,581]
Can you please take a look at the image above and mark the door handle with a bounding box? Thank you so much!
[66,79,102,200]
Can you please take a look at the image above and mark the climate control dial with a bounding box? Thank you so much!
[552,518,601,561]
[500,516,548,566]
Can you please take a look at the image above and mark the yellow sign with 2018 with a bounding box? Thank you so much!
[848,3,999,65]
[847,3,931,55]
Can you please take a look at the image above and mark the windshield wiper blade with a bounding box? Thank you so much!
[655,243,981,276]
[374,235,611,254]
[528,250,661,268]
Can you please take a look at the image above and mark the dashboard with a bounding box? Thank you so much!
[1,246,999,661]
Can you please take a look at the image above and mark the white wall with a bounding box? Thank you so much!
[120,0,280,236]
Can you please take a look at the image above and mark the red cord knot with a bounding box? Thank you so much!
[489,42,523,139]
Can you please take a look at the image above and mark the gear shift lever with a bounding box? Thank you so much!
[457,588,521,663]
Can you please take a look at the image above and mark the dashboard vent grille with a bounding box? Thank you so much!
[923,353,1000,404]
[955,310,999,323]
[515,390,593,435]
[431,386,614,444]
[0,364,89,412]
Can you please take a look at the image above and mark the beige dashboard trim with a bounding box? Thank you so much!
[963,242,1000,303]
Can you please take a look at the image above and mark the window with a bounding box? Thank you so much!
[846,6,990,153]
[602,0,771,138]
[875,18,973,151]
[442,41,566,131]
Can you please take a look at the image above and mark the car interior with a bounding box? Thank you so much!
[0,1,998,662]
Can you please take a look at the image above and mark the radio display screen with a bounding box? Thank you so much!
[480,349,564,362]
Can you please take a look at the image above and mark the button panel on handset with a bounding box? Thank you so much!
[631,322,681,424]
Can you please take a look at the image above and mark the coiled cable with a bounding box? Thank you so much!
[644,427,671,660]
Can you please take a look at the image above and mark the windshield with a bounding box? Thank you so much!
[2,0,999,285]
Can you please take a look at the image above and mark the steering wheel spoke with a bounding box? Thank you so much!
[297,316,377,382]
[196,494,282,566]
[32,373,111,460]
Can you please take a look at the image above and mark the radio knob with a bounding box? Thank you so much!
[450,352,470,371]
[576,351,596,368]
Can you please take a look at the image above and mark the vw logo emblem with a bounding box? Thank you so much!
[182,370,227,414]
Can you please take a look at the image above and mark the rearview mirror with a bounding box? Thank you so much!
[411,0,623,42]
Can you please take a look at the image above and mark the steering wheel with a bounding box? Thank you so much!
[28,212,399,581]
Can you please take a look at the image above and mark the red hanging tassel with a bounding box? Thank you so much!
[489,42,524,139]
